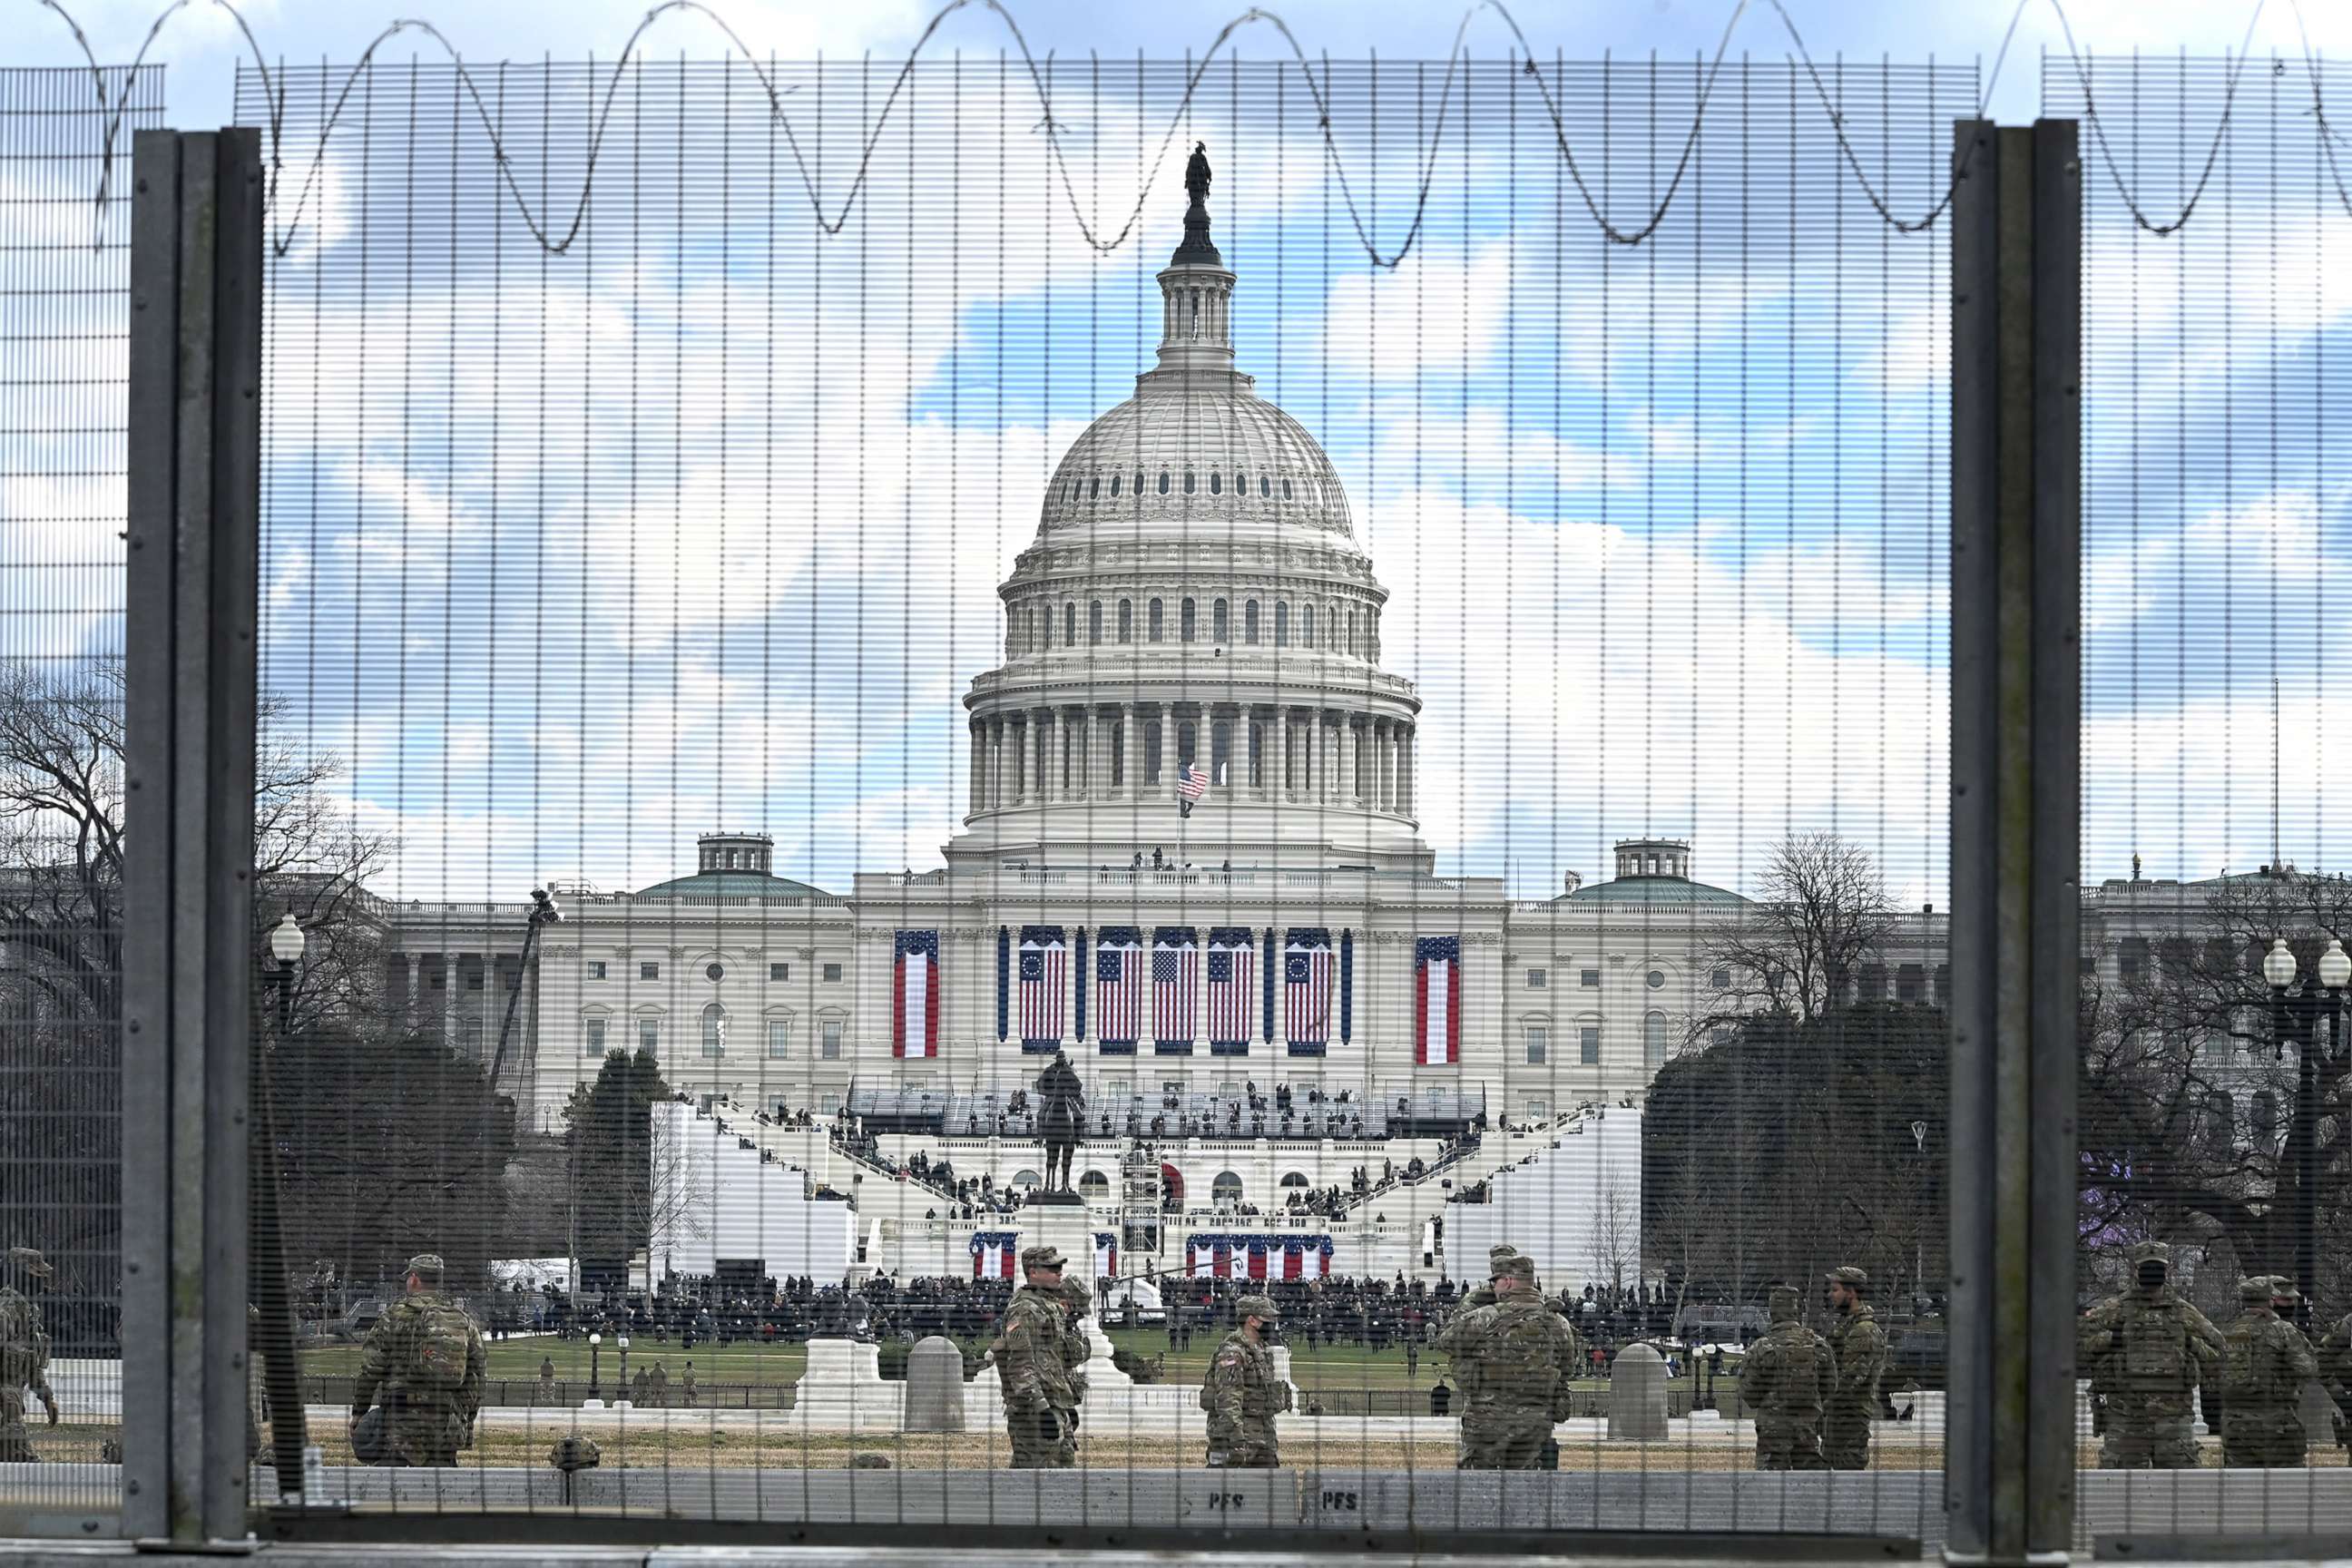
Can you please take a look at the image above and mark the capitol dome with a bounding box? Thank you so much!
[950,145,1431,876]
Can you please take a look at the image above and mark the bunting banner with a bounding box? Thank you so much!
[1073,928,1089,1041]
[996,926,1009,1042]
[1180,1233,1331,1279]
[1247,1236,1270,1281]
[1416,936,1462,1066]
[1152,926,1198,1050]
[892,929,939,1059]
[1339,929,1353,1043]
[1204,927,1252,1054]
[1093,1231,1118,1279]
[969,1231,1019,1280]
[1284,928,1334,1055]
[1018,926,1067,1052]
[1095,927,1143,1053]
[1262,928,1277,1044]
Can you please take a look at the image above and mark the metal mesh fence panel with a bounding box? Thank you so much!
[222,50,1964,1547]
[2050,51,2352,1553]
[0,63,163,1534]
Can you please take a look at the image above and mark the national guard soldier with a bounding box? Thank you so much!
[1821,1265,1887,1471]
[2313,1289,2352,1448]
[1056,1274,1093,1437]
[2217,1275,2318,1467]
[2076,1240,2221,1468]
[1201,1294,1290,1467]
[1742,1282,1835,1470]
[1434,1253,1583,1469]
[0,1247,58,1462]
[1460,1245,1519,1311]
[995,1245,1080,1467]
[348,1253,486,1466]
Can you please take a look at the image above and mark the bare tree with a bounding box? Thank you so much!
[1695,831,1900,1033]
[1583,1174,1639,1298]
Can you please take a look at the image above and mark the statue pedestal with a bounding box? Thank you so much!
[1025,1189,1084,1207]
[1016,1204,1100,1279]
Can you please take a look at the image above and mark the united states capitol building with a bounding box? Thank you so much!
[382,170,1982,1287]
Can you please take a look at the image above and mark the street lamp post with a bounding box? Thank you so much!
[617,1333,632,1403]
[588,1331,602,1402]
[256,913,309,1501]
[2265,936,2352,1331]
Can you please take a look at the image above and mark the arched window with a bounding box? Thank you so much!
[1135,471,1145,496]
[1011,1169,1043,1191]
[1347,610,1356,654]
[1089,475,1101,498]
[1110,719,1125,785]
[1089,601,1102,645]
[1211,1171,1244,1207]
[1080,1170,1111,1199]
[1274,603,1290,646]
[1034,605,1047,650]
[1210,720,1231,784]
[1235,471,1247,495]
[1181,598,1197,642]
[1244,600,1259,643]
[1260,475,1270,497]
[1159,471,1171,495]
[1117,599,1133,643]
[1210,471,1221,495]
[1643,1012,1669,1071]
[1149,598,1164,642]
[1249,721,1265,788]
[1301,604,1316,647]
[1143,719,1162,784]
[1183,471,1196,495]
[1177,721,1197,769]
[701,1001,728,1058]
[1063,603,1076,644]
[1110,473,1122,497]
[1282,477,1293,499]
[1279,1171,1309,1189]
[1212,598,1230,642]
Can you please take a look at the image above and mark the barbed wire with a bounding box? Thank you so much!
[25,0,2352,260]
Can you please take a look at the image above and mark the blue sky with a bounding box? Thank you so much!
[13,0,2352,907]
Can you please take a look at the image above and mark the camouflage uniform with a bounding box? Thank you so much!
[995,1246,1079,1468]
[349,1254,486,1467]
[1435,1255,1583,1470]
[2218,1276,2317,1468]
[2312,1303,2352,1447]
[1741,1283,1834,1471]
[1459,1245,1518,1312]
[1201,1295,1290,1467]
[1821,1266,1887,1471]
[2077,1242,2220,1468]
[0,1248,57,1464]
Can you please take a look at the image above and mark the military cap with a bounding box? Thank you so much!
[405,1253,446,1279]
[1021,1244,1067,1271]
[2269,1277,2302,1305]
[1058,1275,1093,1309]
[2127,1240,2171,1267]
[1767,1281,1801,1308]
[2239,1276,2277,1302]
[1494,1255,1536,1283]
[7,1247,52,1279]
[1487,1244,1520,1263]
[1235,1293,1281,1321]
[1825,1265,1870,1289]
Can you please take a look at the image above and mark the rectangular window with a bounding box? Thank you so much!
[1525,1026,1548,1064]
[1896,964,1925,1003]
[466,965,484,991]
[820,1093,841,1117]
[587,961,608,980]
[820,1021,843,1058]
[1580,969,1601,988]
[769,962,790,983]
[584,1017,606,1055]
[823,963,842,983]
[641,962,661,981]
[1710,967,1730,990]
[2119,937,2149,984]
[639,1018,660,1053]
[1579,1025,1600,1065]
[1525,1099,1548,1122]
[767,1019,791,1057]
[1527,968,1547,989]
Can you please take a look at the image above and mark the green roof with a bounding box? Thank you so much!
[634,871,833,900]
[1561,875,1749,906]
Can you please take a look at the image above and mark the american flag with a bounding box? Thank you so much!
[1177,762,1210,816]
[892,929,939,1059]
[1152,929,1197,1047]
[1018,927,1066,1048]
[1416,935,1461,1065]
[1285,931,1333,1050]
[1095,931,1143,1049]
[1205,929,1252,1048]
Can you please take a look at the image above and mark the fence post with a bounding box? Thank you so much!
[1946,118,2081,1565]
[122,124,267,1545]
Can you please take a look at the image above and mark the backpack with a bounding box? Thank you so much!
[1488,1306,1566,1408]
[405,1301,475,1395]
[2122,1302,2189,1386]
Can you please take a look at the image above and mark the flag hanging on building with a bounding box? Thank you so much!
[1247,1237,1271,1281]
[1176,762,1210,817]
[1095,928,1143,1053]
[1416,936,1462,1065]
[892,929,939,1059]
[1205,927,1253,1053]
[1018,926,1066,1051]
[969,1231,1018,1280]
[1152,927,1198,1050]
[1284,929,1334,1054]
[1093,1231,1118,1279]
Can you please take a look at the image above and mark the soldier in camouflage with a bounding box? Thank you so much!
[1820,1265,1887,1471]
[2076,1240,2221,1468]
[1434,1253,1583,1469]
[1459,1245,1519,1311]
[348,1253,486,1466]
[1201,1294,1290,1466]
[2312,1285,2352,1449]
[1741,1282,1835,1470]
[0,1248,58,1463]
[995,1245,1080,1467]
[2216,1275,2317,1467]
[1056,1274,1093,1435]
